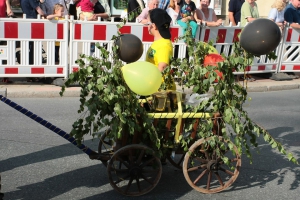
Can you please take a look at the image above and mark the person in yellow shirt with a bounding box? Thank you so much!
[47,3,65,64]
[145,8,175,90]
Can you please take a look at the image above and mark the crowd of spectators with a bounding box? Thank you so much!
[1,0,300,84]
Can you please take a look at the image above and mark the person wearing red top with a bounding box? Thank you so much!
[0,0,14,83]
[0,0,13,17]
[76,0,98,20]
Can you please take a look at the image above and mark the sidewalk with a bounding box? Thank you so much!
[1,75,300,98]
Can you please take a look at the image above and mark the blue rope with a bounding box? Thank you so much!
[0,95,95,156]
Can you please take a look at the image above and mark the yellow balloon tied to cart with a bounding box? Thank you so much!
[122,61,162,96]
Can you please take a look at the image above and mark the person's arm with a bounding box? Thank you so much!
[284,8,300,29]
[47,13,62,20]
[289,22,300,29]
[243,3,257,23]
[79,13,96,20]
[228,0,236,26]
[209,9,222,26]
[98,0,111,19]
[194,9,202,23]
[36,6,45,17]
[228,12,236,26]
[137,8,148,24]
[158,62,168,72]
[5,0,14,16]
[205,20,222,27]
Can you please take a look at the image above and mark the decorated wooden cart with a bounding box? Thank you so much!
[92,90,241,196]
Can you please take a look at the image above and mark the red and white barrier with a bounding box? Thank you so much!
[0,17,69,78]
[277,27,300,73]
[1,17,300,79]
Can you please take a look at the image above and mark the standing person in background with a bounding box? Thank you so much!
[137,0,159,24]
[228,0,244,26]
[268,0,288,28]
[76,0,111,20]
[0,0,14,17]
[284,0,300,78]
[176,0,198,40]
[158,0,170,10]
[47,3,65,64]
[93,0,111,20]
[195,0,222,27]
[41,0,60,16]
[284,0,300,28]
[1,0,14,83]
[76,0,98,20]
[240,0,258,81]
[41,0,72,17]
[20,0,45,82]
[240,0,259,26]
[127,0,145,22]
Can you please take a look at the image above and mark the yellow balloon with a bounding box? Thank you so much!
[122,61,162,96]
[200,42,218,54]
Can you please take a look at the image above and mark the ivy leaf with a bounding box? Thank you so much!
[271,141,277,148]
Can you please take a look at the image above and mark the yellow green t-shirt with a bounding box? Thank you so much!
[145,38,175,90]
[241,2,259,26]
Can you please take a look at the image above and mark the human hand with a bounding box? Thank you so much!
[7,8,14,17]
[182,17,189,22]
[215,19,222,26]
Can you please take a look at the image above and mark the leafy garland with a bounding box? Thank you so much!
[60,17,298,164]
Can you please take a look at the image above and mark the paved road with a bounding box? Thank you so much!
[0,91,299,200]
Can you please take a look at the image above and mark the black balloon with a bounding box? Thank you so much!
[240,18,281,55]
[115,34,143,63]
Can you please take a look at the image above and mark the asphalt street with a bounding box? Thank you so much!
[0,90,299,200]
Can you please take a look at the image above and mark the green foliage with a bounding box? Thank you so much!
[60,19,298,165]
[164,26,298,164]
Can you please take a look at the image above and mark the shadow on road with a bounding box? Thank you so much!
[1,126,299,199]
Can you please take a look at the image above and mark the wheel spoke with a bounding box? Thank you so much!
[114,174,131,184]
[142,168,160,173]
[124,177,134,193]
[137,149,145,165]
[204,150,210,160]
[140,173,154,185]
[212,150,217,160]
[214,172,224,187]
[128,149,134,164]
[188,165,200,172]
[136,178,141,192]
[219,167,234,176]
[112,168,128,172]
[141,157,156,168]
[206,171,212,190]
[195,157,208,164]
[207,171,212,190]
[193,169,208,184]
[117,157,130,168]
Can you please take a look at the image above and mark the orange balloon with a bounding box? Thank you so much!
[203,53,224,82]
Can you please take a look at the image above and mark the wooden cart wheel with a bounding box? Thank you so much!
[98,129,114,167]
[183,137,241,194]
[107,144,162,196]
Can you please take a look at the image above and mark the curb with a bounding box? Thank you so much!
[0,88,7,97]
[1,82,300,98]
